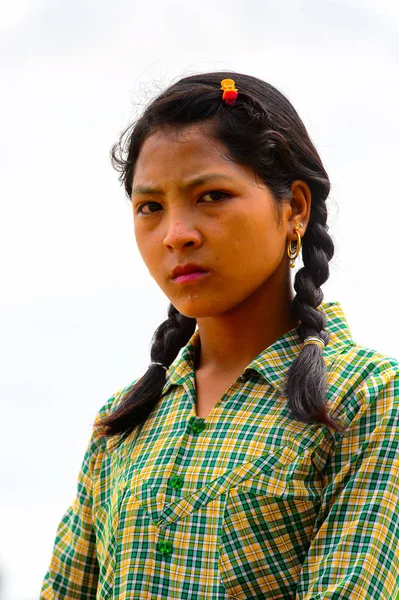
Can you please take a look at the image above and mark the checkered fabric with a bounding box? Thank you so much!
[41,302,399,599]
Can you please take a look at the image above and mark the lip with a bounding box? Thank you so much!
[173,271,209,284]
[171,263,209,280]
[171,263,208,280]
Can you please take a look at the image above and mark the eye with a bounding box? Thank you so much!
[199,190,230,203]
[136,201,163,215]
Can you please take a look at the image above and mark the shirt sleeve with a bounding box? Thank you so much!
[40,394,118,600]
[296,362,399,599]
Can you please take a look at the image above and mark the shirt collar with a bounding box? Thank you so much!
[163,301,354,394]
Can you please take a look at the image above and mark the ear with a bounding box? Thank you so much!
[286,180,311,239]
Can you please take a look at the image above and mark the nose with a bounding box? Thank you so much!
[163,215,202,252]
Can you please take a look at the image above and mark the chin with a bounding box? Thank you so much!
[173,305,211,319]
[172,297,235,319]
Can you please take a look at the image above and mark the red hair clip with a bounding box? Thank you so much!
[220,78,238,106]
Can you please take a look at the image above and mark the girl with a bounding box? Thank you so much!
[41,72,399,599]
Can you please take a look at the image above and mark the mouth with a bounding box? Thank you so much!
[172,271,210,284]
[171,263,209,281]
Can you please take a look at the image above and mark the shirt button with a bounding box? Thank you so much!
[189,416,206,434]
[157,541,173,557]
[169,475,184,490]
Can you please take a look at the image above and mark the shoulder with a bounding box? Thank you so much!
[86,378,140,454]
[94,378,139,423]
[328,342,399,390]
[75,378,141,485]
[326,342,399,431]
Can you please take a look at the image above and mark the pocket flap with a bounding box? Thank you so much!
[157,444,303,525]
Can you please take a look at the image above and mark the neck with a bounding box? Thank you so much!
[195,273,297,375]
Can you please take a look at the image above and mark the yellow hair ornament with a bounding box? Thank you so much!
[220,78,238,106]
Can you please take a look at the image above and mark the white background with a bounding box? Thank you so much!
[1,1,398,598]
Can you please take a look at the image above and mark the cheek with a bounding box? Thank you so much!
[224,215,284,267]
[134,224,160,266]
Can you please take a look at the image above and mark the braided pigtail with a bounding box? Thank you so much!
[96,304,196,440]
[285,200,343,432]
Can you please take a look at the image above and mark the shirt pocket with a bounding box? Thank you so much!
[218,446,321,600]
[94,478,130,600]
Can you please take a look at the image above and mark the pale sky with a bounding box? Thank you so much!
[1,1,399,598]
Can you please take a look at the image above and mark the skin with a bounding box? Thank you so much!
[131,124,311,386]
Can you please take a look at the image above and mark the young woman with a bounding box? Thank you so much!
[41,72,399,599]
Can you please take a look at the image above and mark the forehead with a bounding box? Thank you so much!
[133,124,253,186]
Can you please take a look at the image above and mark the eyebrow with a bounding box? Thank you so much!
[131,173,234,196]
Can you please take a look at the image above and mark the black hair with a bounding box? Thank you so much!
[96,70,343,441]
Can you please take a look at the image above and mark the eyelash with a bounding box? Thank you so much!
[136,190,230,215]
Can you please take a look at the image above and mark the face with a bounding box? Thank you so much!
[132,124,293,318]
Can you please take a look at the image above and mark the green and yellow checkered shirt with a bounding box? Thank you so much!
[41,302,399,599]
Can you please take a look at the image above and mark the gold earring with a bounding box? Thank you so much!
[287,222,303,268]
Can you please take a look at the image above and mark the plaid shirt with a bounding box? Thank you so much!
[41,302,399,599]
